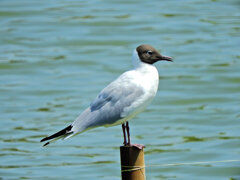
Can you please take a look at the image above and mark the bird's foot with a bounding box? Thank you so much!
[123,140,127,146]
[132,144,145,150]
[125,143,145,150]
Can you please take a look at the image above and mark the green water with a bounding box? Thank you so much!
[0,0,240,179]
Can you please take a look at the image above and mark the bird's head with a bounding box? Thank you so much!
[135,44,173,65]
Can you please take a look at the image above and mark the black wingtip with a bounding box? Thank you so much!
[40,125,73,143]
[40,137,48,142]
[43,142,50,147]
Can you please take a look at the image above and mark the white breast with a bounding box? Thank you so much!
[120,51,159,120]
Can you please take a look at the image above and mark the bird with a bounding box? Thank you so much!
[40,44,172,148]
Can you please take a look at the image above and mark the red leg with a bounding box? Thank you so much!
[124,121,145,149]
[122,123,127,146]
[126,121,131,146]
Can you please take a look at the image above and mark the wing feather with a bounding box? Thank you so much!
[72,73,145,132]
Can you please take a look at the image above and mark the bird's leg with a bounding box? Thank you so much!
[126,121,131,146]
[122,123,127,146]
[126,121,145,149]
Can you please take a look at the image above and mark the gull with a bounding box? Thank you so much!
[40,44,172,148]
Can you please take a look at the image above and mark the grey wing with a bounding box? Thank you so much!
[71,80,144,133]
[89,81,144,126]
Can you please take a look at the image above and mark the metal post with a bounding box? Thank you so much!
[120,146,146,180]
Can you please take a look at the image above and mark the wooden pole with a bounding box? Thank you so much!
[120,146,146,180]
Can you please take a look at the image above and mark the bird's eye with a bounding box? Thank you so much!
[146,50,153,55]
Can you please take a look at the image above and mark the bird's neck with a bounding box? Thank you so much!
[132,49,158,73]
[132,49,143,68]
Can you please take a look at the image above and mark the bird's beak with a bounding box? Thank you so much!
[159,55,173,62]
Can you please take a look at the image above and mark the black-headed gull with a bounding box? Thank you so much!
[41,44,172,147]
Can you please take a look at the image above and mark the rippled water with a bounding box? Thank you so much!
[1,0,240,179]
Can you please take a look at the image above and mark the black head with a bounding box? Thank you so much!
[136,44,173,64]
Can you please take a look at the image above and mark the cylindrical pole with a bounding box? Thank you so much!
[120,146,146,180]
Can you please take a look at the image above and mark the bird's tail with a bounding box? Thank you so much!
[40,125,74,146]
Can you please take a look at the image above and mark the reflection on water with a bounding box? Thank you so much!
[0,0,240,179]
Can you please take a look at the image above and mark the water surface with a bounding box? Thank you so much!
[0,0,240,179]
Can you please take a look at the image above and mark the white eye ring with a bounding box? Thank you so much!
[147,50,153,55]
